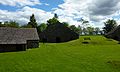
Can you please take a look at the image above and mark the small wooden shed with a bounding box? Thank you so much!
[0,27,39,52]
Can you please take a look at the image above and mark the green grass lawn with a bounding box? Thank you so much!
[0,36,120,72]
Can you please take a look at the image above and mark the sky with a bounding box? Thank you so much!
[0,0,120,28]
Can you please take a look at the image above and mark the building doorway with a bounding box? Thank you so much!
[56,37,61,43]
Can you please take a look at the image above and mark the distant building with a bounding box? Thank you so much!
[105,25,120,41]
[39,23,79,43]
[0,27,39,52]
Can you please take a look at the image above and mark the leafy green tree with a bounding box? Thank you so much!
[81,18,89,25]
[37,23,47,32]
[78,25,82,35]
[47,17,59,25]
[87,26,94,35]
[3,21,19,28]
[4,21,9,25]
[82,28,88,35]
[78,18,89,27]
[95,27,100,35]
[21,24,32,28]
[69,25,76,31]
[8,21,19,28]
[62,22,69,27]
[69,25,80,34]
[28,14,38,28]
[0,22,4,27]
[103,19,117,34]
[47,14,60,25]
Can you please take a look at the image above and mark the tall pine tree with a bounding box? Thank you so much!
[28,14,38,28]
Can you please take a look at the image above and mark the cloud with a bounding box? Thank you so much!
[52,0,120,27]
[44,3,49,6]
[0,6,53,25]
[0,0,41,7]
[88,0,120,16]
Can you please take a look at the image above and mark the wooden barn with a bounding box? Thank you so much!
[39,23,79,43]
[105,25,120,41]
[0,27,39,52]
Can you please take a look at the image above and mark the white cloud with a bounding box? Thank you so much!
[52,0,120,27]
[0,0,41,7]
[44,3,49,6]
[0,6,53,25]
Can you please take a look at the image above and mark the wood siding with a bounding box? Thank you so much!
[0,44,26,52]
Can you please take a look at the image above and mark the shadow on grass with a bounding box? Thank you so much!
[107,60,120,69]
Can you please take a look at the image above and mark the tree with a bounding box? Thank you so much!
[77,18,90,35]
[78,25,82,35]
[62,22,69,27]
[37,23,47,32]
[3,21,19,28]
[0,22,4,27]
[54,13,58,19]
[47,17,59,25]
[69,25,80,34]
[82,28,88,35]
[95,27,100,35]
[47,14,60,25]
[78,18,89,27]
[69,25,76,31]
[8,21,19,28]
[103,19,117,34]
[87,26,94,35]
[21,24,32,28]
[28,14,38,28]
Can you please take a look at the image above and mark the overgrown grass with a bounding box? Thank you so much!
[0,36,120,72]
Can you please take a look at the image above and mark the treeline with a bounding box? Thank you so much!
[0,14,116,36]
[0,21,19,28]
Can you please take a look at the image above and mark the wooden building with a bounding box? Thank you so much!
[0,27,39,52]
[105,25,120,41]
[39,23,79,43]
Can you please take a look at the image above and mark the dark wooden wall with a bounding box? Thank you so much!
[27,40,39,48]
[0,44,26,52]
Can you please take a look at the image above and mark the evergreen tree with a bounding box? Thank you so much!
[54,13,58,19]
[28,14,38,28]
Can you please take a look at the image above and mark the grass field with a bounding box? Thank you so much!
[0,36,120,72]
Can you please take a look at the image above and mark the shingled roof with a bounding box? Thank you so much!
[0,27,39,44]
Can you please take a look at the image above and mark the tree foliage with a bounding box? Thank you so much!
[87,26,94,35]
[37,23,47,32]
[95,27,100,35]
[82,28,88,35]
[62,22,69,27]
[103,19,117,34]
[28,14,38,28]
[0,21,19,28]
[47,17,59,25]
[69,25,81,35]
[47,14,60,25]
[54,13,58,19]
[21,24,33,28]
